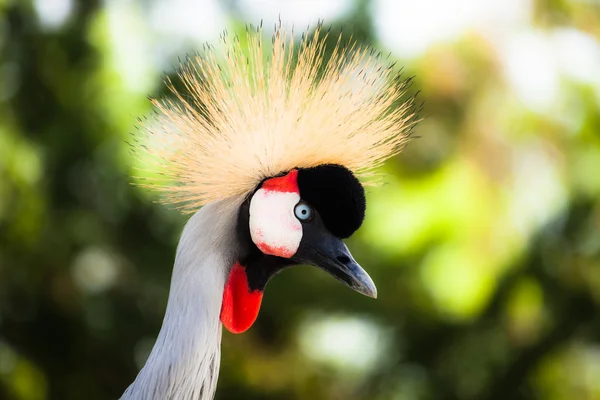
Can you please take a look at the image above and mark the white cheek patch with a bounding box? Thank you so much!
[249,189,303,258]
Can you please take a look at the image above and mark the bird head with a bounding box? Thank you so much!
[220,165,375,333]
[134,24,417,335]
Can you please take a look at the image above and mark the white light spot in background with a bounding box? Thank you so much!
[499,27,600,113]
[508,143,567,236]
[150,0,225,41]
[299,314,388,372]
[147,0,226,69]
[71,247,120,294]
[553,28,600,90]
[372,0,532,59]
[237,0,354,34]
[34,0,74,29]
[500,30,560,112]
[106,2,156,94]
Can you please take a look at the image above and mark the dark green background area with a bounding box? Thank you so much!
[1,1,600,399]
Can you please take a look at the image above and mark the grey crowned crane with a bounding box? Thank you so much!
[122,25,415,400]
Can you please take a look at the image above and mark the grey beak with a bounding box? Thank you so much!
[293,223,377,299]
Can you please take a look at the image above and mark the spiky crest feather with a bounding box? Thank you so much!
[135,24,416,213]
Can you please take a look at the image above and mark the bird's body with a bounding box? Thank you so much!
[123,24,416,399]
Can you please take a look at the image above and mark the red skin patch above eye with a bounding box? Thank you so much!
[220,262,263,334]
[261,169,299,193]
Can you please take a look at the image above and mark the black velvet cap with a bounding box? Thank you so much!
[297,164,366,238]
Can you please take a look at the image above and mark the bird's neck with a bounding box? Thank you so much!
[122,200,240,400]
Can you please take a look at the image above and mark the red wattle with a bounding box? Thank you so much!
[220,263,264,334]
[261,169,299,193]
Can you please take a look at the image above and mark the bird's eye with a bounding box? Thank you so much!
[294,202,313,222]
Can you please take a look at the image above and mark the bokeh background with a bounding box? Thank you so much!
[1,0,600,399]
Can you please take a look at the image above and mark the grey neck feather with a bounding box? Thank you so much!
[121,198,241,400]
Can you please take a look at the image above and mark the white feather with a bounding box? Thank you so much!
[121,198,242,400]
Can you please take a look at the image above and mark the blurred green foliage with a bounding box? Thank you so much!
[1,0,600,399]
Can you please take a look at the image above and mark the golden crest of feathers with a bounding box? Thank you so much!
[134,24,417,213]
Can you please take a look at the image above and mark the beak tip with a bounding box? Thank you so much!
[357,280,377,299]
[366,287,378,299]
[347,263,377,299]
